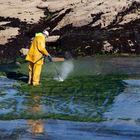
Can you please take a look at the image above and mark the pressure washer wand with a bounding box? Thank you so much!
[47,55,64,82]
[47,55,60,78]
[35,55,64,81]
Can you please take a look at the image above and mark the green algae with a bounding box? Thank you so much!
[0,58,128,122]
[16,74,127,122]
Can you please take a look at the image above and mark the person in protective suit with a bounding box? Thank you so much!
[25,30,52,86]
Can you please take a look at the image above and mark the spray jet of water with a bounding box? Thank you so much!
[53,62,64,82]
[59,60,74,81]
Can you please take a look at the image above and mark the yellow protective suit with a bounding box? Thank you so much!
[26,33,49,86]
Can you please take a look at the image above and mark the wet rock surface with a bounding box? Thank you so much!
[0,0,47,63]
[0,0,140,62]
[40,0,140,55]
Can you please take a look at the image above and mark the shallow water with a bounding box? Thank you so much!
[44,56,140,78]
[69,56,140,75]
[104,79,140,119]
[1,56,140,139]
[1,119,140,140]
[0,76,25,114]
[0,76,100,118]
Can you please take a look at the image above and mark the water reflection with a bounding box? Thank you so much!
[27,93,44,134]
[28,119,44,134]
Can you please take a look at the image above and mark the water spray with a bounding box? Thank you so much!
[52,62,64,82]
[52,60,74,82]
[60,60,74,80]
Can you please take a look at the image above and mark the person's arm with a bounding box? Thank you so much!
[38,40,49,56]
[37,37,53,62]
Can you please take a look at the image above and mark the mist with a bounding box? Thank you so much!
[60,60,74,80]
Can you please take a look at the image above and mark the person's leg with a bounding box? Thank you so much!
[28,62,34,85]
[32,63,42,86]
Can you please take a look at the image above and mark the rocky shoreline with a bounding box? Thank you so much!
[0,0,140,63]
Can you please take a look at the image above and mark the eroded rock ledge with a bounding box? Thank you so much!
[0,0,140,63]
[39,0,140,56]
